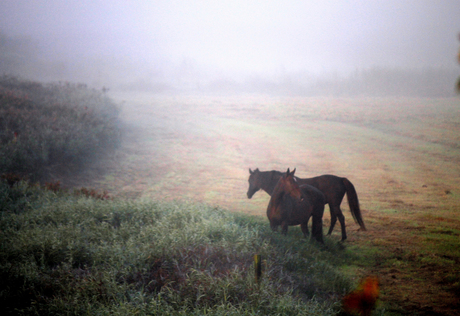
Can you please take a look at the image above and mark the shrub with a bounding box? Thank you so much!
[0,76,121,182]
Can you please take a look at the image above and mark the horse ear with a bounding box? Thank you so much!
[249,168,253,174]
[286,168,295,177]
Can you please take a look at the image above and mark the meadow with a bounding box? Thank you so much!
[2,82,460,314]
[0,82,361,316]
[81,92,460,315]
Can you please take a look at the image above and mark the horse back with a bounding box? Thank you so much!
[298,174,346,204]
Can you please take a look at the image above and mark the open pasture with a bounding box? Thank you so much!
[80,93,460,314]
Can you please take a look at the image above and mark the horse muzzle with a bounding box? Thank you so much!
[247,188,259,199]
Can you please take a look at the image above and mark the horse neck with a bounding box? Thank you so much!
[261,171,283,195]
[270,179,287,207]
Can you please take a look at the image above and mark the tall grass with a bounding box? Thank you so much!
[0,180,354,315]
[0,76,121,182]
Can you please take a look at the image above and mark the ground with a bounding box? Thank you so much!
[62,93,460,315]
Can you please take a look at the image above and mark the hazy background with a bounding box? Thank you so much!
[1,0,459,96]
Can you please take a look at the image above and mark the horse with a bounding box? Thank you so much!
[248,168,365,241]
[267,168,325,244]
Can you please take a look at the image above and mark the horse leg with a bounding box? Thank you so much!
[301,221,310,239]
[311,214,324,244]
[281,222,289,235]
[336,208,347,241]
[327,205,338,236]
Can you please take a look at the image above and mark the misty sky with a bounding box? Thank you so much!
[1,0,460,79]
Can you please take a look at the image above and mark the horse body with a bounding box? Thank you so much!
[248,168,365,241]
[267,168,325,243]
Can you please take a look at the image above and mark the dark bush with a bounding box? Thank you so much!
[0,76,121,182]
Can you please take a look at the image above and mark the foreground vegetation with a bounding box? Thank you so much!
[0,180,382,315]
[0,76,121,182]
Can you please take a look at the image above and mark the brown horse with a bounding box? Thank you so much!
[248,168,365,241]
[267,168,325,243]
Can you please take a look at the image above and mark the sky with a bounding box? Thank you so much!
[1,0,460,84]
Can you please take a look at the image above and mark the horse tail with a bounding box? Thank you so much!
[342,178,366,231]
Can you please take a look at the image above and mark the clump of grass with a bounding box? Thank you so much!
[0,180,353,315]
[0,76,121,182]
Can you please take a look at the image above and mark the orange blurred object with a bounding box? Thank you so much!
[342,276,379,316]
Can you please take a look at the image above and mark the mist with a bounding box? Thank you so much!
[1,0,459,96]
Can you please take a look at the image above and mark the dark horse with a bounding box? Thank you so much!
[267,168,325,243]
[248,168,365,241]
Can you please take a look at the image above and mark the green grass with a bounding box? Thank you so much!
[0,180,382,315]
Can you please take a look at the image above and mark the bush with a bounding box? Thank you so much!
[0,76,121,182]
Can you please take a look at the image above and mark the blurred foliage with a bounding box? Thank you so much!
[0,76,121,182]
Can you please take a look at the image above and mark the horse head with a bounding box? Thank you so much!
[247,168,261,198]
[280,168,304,202]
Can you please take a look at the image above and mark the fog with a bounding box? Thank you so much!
[1,0,459,96]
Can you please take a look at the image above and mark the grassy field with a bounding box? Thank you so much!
[63,92,460,315]
[2,180,360,315]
